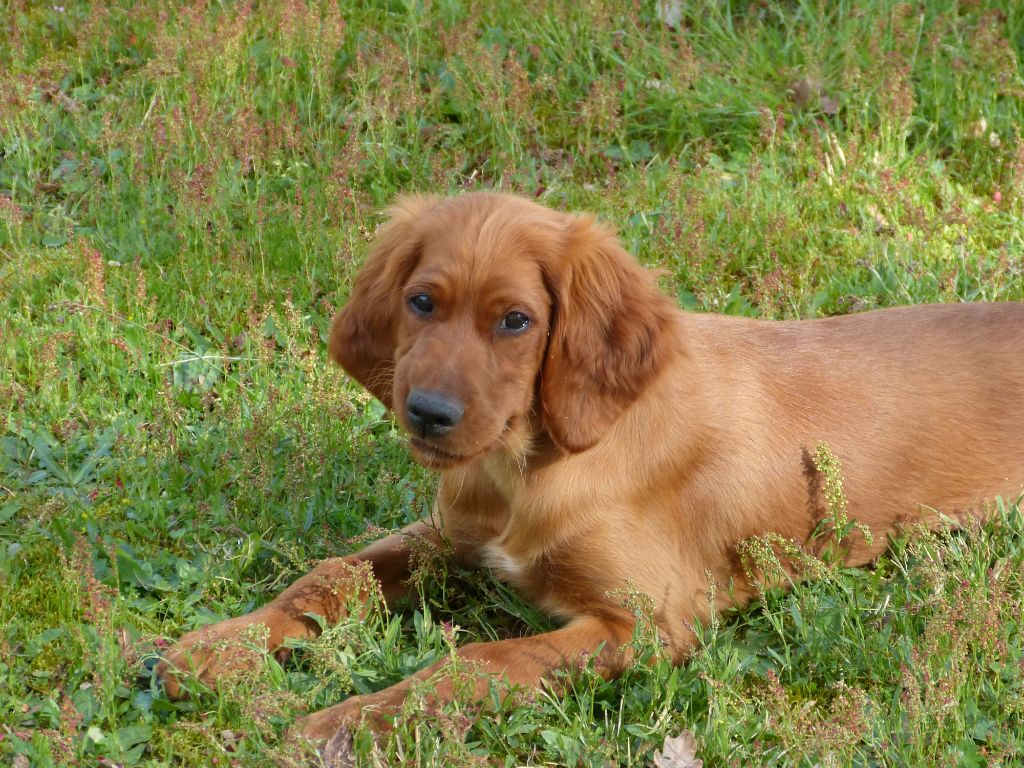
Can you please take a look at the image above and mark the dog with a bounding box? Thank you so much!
[158,191,1024,746]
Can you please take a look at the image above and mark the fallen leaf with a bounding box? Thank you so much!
[43,87,81,112]
[787,76,840,115]
[787,77,822,108]
[864,202,891,235]
[656,0,683,28]
[652,730,703,768]
[321,727,356,768]
[219,729,239,752]
[56,91,81,112]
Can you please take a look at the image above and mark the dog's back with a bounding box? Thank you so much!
[678,302,1024,563]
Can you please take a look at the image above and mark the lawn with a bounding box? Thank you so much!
[2,1,1024,765]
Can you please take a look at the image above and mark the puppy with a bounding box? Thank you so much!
[158,192,1024,745]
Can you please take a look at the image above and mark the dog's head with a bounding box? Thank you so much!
[329,192,677,468]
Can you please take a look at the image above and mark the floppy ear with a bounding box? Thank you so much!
[328,195,440,408]
[540,215,679,453]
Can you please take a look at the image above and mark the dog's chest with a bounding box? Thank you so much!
[470,455,582,614]
[476,457,530,583]
[480,538,588,621]
[481,541,528,582]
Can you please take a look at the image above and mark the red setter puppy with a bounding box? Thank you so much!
[159,192,1024,745]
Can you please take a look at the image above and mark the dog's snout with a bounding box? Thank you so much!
[406,389,465,438]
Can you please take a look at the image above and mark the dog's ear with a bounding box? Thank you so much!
[540,215,678,453]
[329,195,440,408]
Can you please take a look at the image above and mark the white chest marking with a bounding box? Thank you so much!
[482,543,526,582]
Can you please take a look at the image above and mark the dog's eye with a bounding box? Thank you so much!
[500,311,530,332]
[409,294,434,315]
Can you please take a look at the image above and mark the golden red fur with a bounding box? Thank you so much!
[158,192,1024,746]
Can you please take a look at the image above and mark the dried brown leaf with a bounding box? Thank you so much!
[321,727,356,768]
[652,730,703,768]
[787,77,821,108]
[656,0,683,29]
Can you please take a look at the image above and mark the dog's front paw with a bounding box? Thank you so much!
[157,608,314,699]
[296,688,405,746]
[294,698,365,744]
[295,696,387,768]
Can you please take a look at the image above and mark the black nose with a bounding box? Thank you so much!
[406,389,464,438]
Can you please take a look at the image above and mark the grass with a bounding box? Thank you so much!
[2,0,1024,765]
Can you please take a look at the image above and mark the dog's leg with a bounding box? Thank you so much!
[296,615,635,742]
[157,520,440,699]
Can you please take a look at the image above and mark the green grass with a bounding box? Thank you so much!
[2,0,1024,765]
